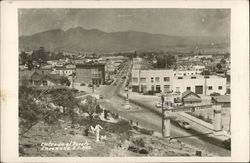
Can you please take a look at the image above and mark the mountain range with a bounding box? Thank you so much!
[19,27,229,53]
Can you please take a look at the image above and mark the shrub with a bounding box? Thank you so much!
[139,148,149,154]
[128,145,139,153]
[132,138,145,147]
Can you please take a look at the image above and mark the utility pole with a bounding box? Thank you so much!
[161,93,171,138]
[161,93,165,136]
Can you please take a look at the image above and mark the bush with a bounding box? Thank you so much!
[222,138,231,150]
[139,148,149,154]
[132,138,145,147]
[128,145,139,153]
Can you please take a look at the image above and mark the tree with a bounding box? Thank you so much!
[60,77,71,86]
[155,55,166,68]
[19,51,28,65]
[216,63,222,70]
[27,59,34,70]
[166,55,176,68]
[220,58,226,64]
[19,82,45,132]
[32,47,49,66]
[80,95,98,120]
[51,89,79,114]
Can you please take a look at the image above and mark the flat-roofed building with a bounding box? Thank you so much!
[131,69,174,93]
[75,63,105,85]
[172,75,227,95]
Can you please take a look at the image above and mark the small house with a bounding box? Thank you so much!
[182,90,202,106]
[30,71,65,87]
[212,95,231,107]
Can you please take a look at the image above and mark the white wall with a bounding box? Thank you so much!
[132,69,173,92]
[173,76,227,95]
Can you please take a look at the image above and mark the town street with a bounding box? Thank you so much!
[97,61,230,156]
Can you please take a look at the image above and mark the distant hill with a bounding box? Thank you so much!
[19,27,229,53]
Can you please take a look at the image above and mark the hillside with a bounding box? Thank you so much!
[19,27,229,53]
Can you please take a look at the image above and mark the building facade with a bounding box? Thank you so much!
[54,66,76,76]
[75,63,105,85]
[131,69,174,93]
[172,75,227,95]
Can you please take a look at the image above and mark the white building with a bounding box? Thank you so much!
[193,65,205,74]
[131,69,174,93]
[174,70,197,77]
[174,65,205,77]
[53,65,76,76]
[172,75,227,95]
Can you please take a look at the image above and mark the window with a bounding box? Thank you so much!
[164,77,170,82]
[183,73,186,76]
[208,86,213,90]
[156,85,161,93]
[140,77,146,83]
[132,77,138,83]
[191,76,196,79]
[151,85,154,91]
[164,85,170,93]
[195,85,203,94]
[42,80,48,86]
[151,77,154,83]
[218,86,223,90]
[186,87,191,91]
[178,77,183,79]
[155,77,160,82]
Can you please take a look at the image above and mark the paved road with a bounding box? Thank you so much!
[97,60,230,156]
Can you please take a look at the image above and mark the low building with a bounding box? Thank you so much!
[193,65,205,74]
[131,69,173,93]
[174,65,205,77]
[212,95,231,107]
[181,91,202,106]
[174,70,197,77]
[30,71,66,87]
[75,63,105,85]
[172,75,227,95]
[53,65,76,76]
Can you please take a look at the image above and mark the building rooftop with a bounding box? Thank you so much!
[76,62,105,67]
[212,95,231,103]
[174,75,225,80]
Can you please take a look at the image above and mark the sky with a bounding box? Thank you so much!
[19,8,230,37]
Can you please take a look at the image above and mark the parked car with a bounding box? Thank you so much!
[88,84,93,87]
[143,91,155,95]
[155,102,162,108]
[80,83,86,86]
[177,121,191,129]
